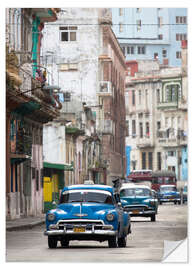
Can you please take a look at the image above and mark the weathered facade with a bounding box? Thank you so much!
[41,8,126,185]
[6,8,60,219]
[125,50,188,183]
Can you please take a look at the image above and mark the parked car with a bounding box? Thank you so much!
[158,185,181,205]
[120,184,158,222]
[182,184,188,204]
[44,181,131,248]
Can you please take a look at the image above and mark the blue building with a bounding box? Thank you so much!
[112,8,187,67]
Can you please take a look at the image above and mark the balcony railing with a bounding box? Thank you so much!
[10,134,32,156]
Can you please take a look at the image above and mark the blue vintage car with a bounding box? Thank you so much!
[158,185,181,205]
[44,182,131,248]
[120,184,158,222]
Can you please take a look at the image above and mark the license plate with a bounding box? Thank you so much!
[73,227,85,233]
[169,199,173,201]
[132,210,139,214]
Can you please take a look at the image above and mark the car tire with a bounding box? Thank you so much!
[118,235,127,247]
[108,235,117,248]
[151,214,156,222]
[174,201,177,205]
[61,238,69,248]
[178,201,181,205]
[159,201,162,205]
[48,236,57,249]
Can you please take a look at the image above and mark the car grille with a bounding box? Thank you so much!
[57,219,104,230]
[124,205,150,212]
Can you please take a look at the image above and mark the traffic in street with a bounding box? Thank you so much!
[6,203,187,263]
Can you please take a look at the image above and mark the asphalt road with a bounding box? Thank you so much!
[6,204,188,263]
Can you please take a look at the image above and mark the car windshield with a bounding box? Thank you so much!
[183,186,187,192]
[120,188,151,197]
[60,189,113,204]
[160,186,176,192]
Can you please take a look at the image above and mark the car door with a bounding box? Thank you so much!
[114,193,126,237]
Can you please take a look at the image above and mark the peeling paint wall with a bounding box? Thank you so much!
[41,8,102,107]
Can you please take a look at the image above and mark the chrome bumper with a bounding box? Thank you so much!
[160,198,180,202]
[44,228,116,236]
[129,210,155,215]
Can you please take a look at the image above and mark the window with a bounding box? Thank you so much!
[127,46,134,55]
[166,85,178,102]
[158,17,163,27]
[176,33,187,41]
[139,90,142,104]
[137,46,146,54]
[162,49,167,58]
[139,122,143,138]
[119,8,124,16]
[158,34,163,40]
[126,120,129,136]
[176,51,182,59]
[132,90,135,105]
[132,120,136,137]
[148,152,153,170]
[142,152,146,170]
[154,53,158,60]
[119,23,123,32]
[146,122,150,137]
[176,16,187,24]
[157,152,162,170]
[59,26,77,42]
[121,46,125,55]
[137,20,142,31]
[157,89,160,103]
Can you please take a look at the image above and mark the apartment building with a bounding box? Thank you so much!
[112,8,187,67]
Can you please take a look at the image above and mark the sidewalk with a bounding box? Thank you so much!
[6,215,45,231]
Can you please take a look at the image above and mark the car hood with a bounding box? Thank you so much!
[54,202,115,220]
[121,196,152,206]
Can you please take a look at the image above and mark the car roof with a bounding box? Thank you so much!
[120,184,151,190]
[160,185,176,188]
[62,184,114,193]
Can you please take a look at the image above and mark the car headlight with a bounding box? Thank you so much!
[150,200,156,206]
[106,213,115,221]
[47,213,56,221]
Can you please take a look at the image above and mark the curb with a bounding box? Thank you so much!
[6,220,45,231]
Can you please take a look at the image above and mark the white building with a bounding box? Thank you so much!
[125,59,187,181]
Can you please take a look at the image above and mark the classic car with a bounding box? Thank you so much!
[182,184,187,204]
[158,185,181,205]
[120,183,158,222]
[44,181,131,248]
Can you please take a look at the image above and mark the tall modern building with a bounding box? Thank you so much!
[112,8,187,67]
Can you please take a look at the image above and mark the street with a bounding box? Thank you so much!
[6,203,187,263]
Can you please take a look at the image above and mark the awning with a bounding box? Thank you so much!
[10,153,31,164]
[43,162,74,171]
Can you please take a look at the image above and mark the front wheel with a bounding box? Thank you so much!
[108,235,117,248]
[118,235,127,247]
[48,236,57,249]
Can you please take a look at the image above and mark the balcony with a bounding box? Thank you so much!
[157,129,187,147]
[157,101,178,110]
[136,137,154,149]
[98,81,112,97]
